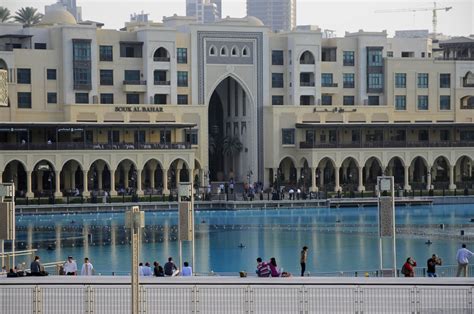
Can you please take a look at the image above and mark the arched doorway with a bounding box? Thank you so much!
[208,76,254,183]
[341,157,359,191]
[387,157,405,186]
[364,157,383,191]
[61,160,84,195]
[432,156,450,189]
[410,157,428,190]
[32,160,56,197]
[2,160,27,196]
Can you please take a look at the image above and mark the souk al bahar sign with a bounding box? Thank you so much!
[115,106,164,112]
[0,70,7,107]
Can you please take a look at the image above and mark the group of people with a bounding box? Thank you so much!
[255,247,309,278]
[138,257,193,277]
[401,244,473,277]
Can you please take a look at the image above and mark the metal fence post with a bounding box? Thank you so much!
[354,286,362,314]
[413,286,420,314]
[139,285,146,313]
[85,285,94,314]
[192,285,198,314]
[33,285,42,314]
[248,285,254,313]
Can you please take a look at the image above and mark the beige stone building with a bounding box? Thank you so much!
[0,8,473,198]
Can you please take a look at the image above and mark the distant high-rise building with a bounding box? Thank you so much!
[45,0,82,22]
[247,0,296,32]
[186,0,221,23]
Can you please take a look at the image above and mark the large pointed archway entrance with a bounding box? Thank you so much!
[208,76,256,183]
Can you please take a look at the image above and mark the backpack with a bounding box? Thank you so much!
[401,264,409,276]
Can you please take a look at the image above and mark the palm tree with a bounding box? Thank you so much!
[222,136,243,176]
[14,7,43,26]
[0,7,11,22]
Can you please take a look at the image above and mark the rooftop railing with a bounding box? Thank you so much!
[0,142,192,151]
[300,140,474,149]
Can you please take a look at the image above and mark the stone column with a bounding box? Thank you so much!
[26,171,33,198]
[319,167,325,187]
[37,171,43,192]
[82,170,89,195]
[311,167,317,192]
[54,170,62,197]
[199,169,205,188]
[136,169,143,195]
[0,171,2,183]
[426,167,432,190]
[162,168,169,194]
[334,166,341,192]
[358,166,365,192]
[97,169,103,191]
[123,167,129,189]
[109,169,117,196]
[404,165,411,191]
[188,168,194,184]
[296,167,301,185]
[449,165,456,190]
[149,167,156,190]
[176,168,182,186]
[71,170,76,190]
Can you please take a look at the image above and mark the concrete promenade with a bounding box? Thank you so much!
[1,276,473,313]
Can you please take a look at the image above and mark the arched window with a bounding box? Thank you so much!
[153,47,170,62]
[231,46,239,57]
[242,46,249,57]
[300,50,315,64]
[220,46,228,56]
[209,45,216,56]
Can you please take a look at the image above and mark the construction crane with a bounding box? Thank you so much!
[375,2,452,39]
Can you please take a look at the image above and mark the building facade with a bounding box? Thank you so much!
[247,0,296,32]
[0,10,473,198]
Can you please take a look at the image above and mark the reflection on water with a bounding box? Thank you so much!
[12,204,474,275]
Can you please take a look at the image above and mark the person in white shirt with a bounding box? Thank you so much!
[456,244,474,277]
[181,262,192,276]
[142,262,153,276]
[63,256,77,275]
[81,257,94,276]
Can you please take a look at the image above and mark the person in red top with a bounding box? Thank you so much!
[402,257,417,277]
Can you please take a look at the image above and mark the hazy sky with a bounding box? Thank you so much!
[3,0,473,36]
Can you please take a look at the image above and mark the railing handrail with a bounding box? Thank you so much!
[0,142,192,150]
[299,140,474,149]
[153,80,170,85]
[123,80,147,85]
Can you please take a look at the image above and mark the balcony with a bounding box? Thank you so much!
[153,57,170,62]
[322,83,338,88]
[122,80,147,93]
[154,80,170,86]
[300,82,315,87]
[299,140,474,149]
[0,142,192,151]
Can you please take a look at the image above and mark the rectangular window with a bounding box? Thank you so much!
[322,47,337,62]
[272,95,284,105]
[242,90,246,116]
[100,69,114,85]
[73,41,91,61]
[417,73,429,88]
[100,93,114,104]
[368,49,383,66]
[160,130,171,143]
[185,129,198,145]
[401,51,414,58]
[343,96,355,106]
[177,71,188,87]
[75,93,89,104]
[17,92,31,108]
[282,129,295,145]
[440,130,450,141]
[351,130,360,143]
[17,68,31,84]
[34,43,47,49]
[368,73,383,89]
[73,67,91,89]
[73,40,92,90]
[305,130,315,144]
[124,70,140,83]
[300,95,314,106]
[440,73,451,88]
[417,95,429,110]
[99,45,113,61]
[418,130,429,141]
[387,51,394,58]
[321,94,332,106]
[272,73,284,88]
[440,95,451,110]
[272,50,284,65]
[177,94,188,105]
[321,73,334,87]
[127,93,140,104]
[47,69,57,80]
[343,51,354,66]
[368,96,379,106]
[395,73,406,88]
[177,48,188,64]
[153,94,167,105]
[395,95,406,110]
[134,130,146,143]
[47,92,57,104]
[343,73,354,88]
[108,130,120,143]
[120,43,142,58]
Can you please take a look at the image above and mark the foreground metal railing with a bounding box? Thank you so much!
[0,277,472,313]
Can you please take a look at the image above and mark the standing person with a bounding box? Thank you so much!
[153,261,164,277]
[181,262,193,276]
[256,257,271,277]
[456,244,474,277]
[426,254,442,277]
[401,257,417,277]
[63,256,78,276]
[81,257,94,276]
[30,256,47,276]
[300,246,308,277]
[164,257,178,276]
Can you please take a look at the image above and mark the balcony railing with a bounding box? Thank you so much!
[322,83,338,87]
[300,140,474,149]
[123,80,147,85]
[153,57,170,62]
[300,82,315,87]
[0,142,192,151]
[154,80,170,85]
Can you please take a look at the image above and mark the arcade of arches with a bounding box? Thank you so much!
[271,154,474,192]
[0,157,204,198]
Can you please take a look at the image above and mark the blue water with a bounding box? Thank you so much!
[12,204,474,275]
